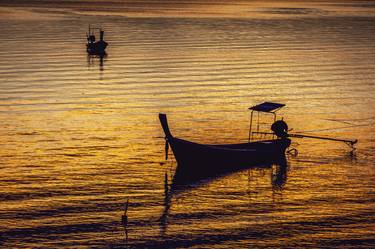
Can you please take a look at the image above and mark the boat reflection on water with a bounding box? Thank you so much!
[87,53,107,71]
[271,158,288,190]
[171,155,288,190]
[157,111,291,238]
[159,156,289,236]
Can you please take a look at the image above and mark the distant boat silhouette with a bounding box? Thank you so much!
[86,25,108,54]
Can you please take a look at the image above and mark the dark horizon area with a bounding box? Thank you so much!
[1,0,375,18]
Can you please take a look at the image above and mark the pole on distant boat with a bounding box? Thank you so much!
[100,30,104,41]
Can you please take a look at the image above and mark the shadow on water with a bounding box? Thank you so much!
[159,156,288,237]
[170,155,288,191]
[87,52,107,71]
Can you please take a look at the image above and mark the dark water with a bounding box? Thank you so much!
[0,2,374,248]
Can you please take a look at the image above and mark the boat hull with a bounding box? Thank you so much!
[86,41,108,54]
[159,113,291,179]
[168,136,290,176]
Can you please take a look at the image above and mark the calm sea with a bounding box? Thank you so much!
[0,2,374,248]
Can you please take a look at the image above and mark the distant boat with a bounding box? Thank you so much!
[159,102,291,177]
[86,26,108,54]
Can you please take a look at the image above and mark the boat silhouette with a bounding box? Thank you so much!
[159,101,358,181]
[159,103,291,180]
[86,25,108,54]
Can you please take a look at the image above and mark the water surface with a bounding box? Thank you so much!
[0,2,374,248]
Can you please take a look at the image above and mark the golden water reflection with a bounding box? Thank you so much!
[0,3,374,248]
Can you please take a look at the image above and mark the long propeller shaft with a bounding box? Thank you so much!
[252,131,357,146]
[288,133,357,145]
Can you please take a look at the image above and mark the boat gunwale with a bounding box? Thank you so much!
[169,136,286,152]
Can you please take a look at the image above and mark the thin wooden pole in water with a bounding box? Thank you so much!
[122,198,129,227]
[121,198,129,246]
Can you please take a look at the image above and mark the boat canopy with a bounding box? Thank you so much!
[249,102,285,113]
[247,102,285,141]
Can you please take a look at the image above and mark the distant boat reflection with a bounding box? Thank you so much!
[87,53,107,71]
[159,156,289,236]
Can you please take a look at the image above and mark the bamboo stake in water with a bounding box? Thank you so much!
[122,198,129,227]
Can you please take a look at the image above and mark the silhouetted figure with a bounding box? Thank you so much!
[271,120,289,139]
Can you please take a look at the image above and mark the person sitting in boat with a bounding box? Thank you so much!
[271,120,289,139]
[87,34,96,43]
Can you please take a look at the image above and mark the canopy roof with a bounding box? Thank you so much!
[248,102,285,113]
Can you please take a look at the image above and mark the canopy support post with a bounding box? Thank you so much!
[248,110,254,142]
[272,112,276,139]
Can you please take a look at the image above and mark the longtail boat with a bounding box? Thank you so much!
[159,102,291,177]
[86,25,108,54]
[159,102,357,179]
